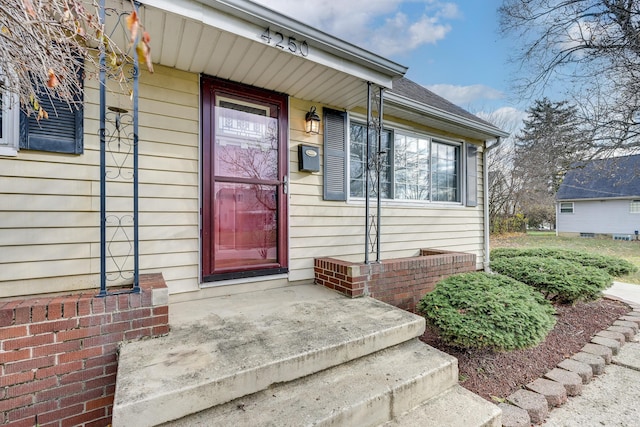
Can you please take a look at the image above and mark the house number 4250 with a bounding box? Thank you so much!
[261,27,309,57]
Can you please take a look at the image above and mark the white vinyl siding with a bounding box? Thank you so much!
[557,199,640,235]
[0,65,200,298]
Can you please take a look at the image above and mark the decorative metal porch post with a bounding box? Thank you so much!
[364,82,385,264]
[98,0,140,295]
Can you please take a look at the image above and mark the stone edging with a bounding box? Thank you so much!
[499,302,640,427]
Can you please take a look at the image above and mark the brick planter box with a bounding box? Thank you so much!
[315,249,476,312]
[0,274,169,427]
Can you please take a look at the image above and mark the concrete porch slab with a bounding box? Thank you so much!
[113,284,426,427]
[161,339,458,427]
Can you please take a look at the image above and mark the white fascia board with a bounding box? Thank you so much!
[385,91,510,140]
[140,0,407,87]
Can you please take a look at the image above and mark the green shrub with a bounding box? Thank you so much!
[491,247,637,277]
[490,256,612,303]
[417,272,556,351]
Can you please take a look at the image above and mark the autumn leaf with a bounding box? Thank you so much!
[37,106,48,121]
[108,51,118,68]
[136,31,154,73]
[23,0,36,18]
[47,69,59,88]
[126,11,139,44]
[62,8,73,24]
[75,21,85,37]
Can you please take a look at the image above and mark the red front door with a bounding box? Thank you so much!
[202,77,288,282]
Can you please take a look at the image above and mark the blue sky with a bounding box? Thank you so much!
[262,0,527,129]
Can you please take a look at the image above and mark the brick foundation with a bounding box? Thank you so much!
[0,274,169,427]
[315,249,476,312]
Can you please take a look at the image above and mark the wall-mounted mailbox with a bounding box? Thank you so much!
[298,144,320,172]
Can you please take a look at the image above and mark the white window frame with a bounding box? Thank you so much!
[0,89,19,157]
[430,139,462,203]
[347,118,463,205]
[560,202,574,214]
[630,200,640,214]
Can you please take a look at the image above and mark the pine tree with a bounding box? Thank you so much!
[513,98,589,227]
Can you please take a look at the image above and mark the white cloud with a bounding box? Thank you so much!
[426,83,504,105]
[369,12,452,56]
[260,0,459,57]
[561,18,607,50]
[476,107,527,135]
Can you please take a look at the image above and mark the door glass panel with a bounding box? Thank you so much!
[214,182,278,270]
[214,100,278,180]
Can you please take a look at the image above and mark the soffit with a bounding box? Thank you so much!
[137,0,406,110]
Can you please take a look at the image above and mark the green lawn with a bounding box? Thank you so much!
[491,232,640,284]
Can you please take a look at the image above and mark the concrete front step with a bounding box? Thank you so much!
[161,340,493,427]
[112,285,426,427]
[383,385,502,427]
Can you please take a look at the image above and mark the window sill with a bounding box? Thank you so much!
[0,146,18,157]
[347,197,463,208]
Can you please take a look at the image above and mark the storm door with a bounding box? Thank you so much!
[202,77,288,282]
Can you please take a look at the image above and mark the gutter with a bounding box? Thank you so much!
[483,137,503,272]
[385,92,510,140]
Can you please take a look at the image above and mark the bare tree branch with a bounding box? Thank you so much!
[0,0,152,118]
[500,0,640,153]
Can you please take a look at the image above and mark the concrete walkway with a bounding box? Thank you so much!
[605,281,640,305]
[543,282,640,426]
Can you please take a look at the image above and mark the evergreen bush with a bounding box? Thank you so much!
[491,247,637,276]
[491,256,612,303]
[417,272,556,351]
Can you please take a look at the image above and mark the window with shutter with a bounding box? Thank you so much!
[19,93,83,154]
[466,144,478,207]
[323,108,347,201]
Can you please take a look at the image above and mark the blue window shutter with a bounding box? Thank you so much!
[20,92,83,155]
[323,108,347,201]
[466,144,478,207]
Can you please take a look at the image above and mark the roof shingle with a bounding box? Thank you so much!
[557,154,640,200]
[389,77,498,129]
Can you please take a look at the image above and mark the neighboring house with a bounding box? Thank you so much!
[0,0,507,425]
[556,154,640,238]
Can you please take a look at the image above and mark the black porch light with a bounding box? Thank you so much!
[305,106,321,134]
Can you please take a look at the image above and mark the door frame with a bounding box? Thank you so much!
[201,75,289,282]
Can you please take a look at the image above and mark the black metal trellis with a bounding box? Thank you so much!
[98,0,140,296]
[364,82,384,264]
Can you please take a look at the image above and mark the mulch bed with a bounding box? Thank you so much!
[419,298,630,402]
